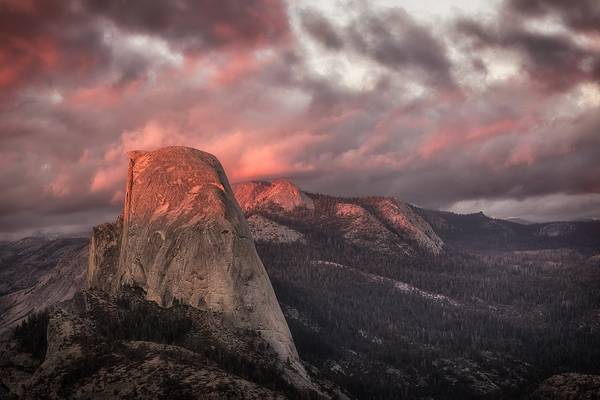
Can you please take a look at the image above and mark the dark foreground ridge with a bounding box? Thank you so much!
[2,288,329,399]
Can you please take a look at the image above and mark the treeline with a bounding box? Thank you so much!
[95,295,193,345]
[13,310,49,360]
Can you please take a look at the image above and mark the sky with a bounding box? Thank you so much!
[0,0,599,239]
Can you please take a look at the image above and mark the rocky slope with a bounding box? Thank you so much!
[229,180,600,399]
[530,373,600,400]
[234,180,315,213]
[233,180,444,254]
[416,208,600,251]
[247,215,306,244]
[2,169,600,399]
[0,238,88,336]
[0,289,330,399]
[86,146,312,390]
[333,202,412,255]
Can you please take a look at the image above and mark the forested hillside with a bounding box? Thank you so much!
[246,190,600,399]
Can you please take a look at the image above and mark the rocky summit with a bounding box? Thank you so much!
[86,146,311,390]
[233,179,315,213]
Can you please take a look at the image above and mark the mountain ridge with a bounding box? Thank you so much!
[233,179,444,254]
[2,178,600,337]
[2,168,600,399]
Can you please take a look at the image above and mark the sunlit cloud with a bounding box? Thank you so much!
[0,0,599,238]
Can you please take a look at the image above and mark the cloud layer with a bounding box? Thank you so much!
[0,0,599,238]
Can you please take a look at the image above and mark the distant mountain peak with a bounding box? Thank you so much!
[233,179,444,255]
[233,179,314,212]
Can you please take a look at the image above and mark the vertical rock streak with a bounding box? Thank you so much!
[118,153,137,285]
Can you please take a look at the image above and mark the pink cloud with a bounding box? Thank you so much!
[91,121,190,194]
[68,79,142,108]
[210,51,265,87]
[0,37,59,90]
[45,171,72,198]
[90,165,124,193]
[419,118,529,159]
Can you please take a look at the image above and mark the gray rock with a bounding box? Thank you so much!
[233,179,314,212]
[87,146,312,390]
[530,373,600,400]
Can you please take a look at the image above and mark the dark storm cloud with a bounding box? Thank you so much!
[291,86,600,210]
[1,0,599,239]
[300,7,456,88]
[0,0,291,239]
[0,0,288,96]
[300,11,345,50]
[348,9,454,87]
[85,0,289,49]
[508,0,600,34]
[0,0,108,95]
[456,2,600,91]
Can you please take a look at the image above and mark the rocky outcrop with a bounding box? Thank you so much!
[530,373,600,400]
[369,198,444,254]
[335,203,412,255]
[86,219,121,294]
[1,289,308,399]
[233,179,314,212]
[86,146,311,389]
[247,215,306,244]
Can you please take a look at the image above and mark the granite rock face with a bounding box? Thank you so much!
[233,179,314,212]
[87,146,310,388]
[87,219,121,294]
